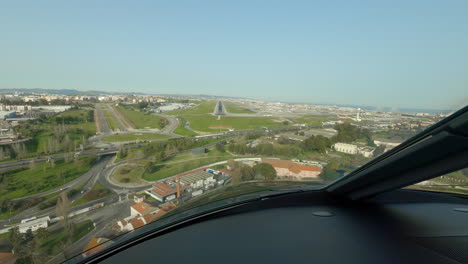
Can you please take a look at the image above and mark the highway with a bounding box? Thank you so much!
[0,156,115,229]
[0,121,315,223]
[0,102,323,261]
[0,124,313,172]
[13,155,114,202]
[153,113,178,136]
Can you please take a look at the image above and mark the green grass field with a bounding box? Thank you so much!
[114,164,146,184]
[73,181,112,206]
[102,133,169,142]
[0,156,95,199]
[49,108,96,134]
[168,101,279,132]
[116,106,167,129]
[294,115,331,126]
[23,108,96,155]
[168,101,215,115]
[143,156,230,181]
[224,102,255,113]
[114,148,232,183]
[40,220,94,255]
[173,117,198,137]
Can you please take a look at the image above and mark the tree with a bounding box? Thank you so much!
[9,227,34,263]
[56,192,71,230]
[320,159,341,181]
[63,134,73,152]
[118,148,127,159]
[137,101,149,109]
[240,165,255,182]
[215,143,225,152]
[226,159,238,170]
[253,163,277,180]
[231,168,242,185]
[134,150,144,160]
[5,199,15,217]
[49,158,56,168]
[277,136,291,145]
[373,145,386,157]
[144,161,155,174]
[87,109,95,122]
[35,227,49,241]
[303,135,331,153]
[158,118,169,129]
[9,226,22,254]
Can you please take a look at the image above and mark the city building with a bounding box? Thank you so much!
[262,159,322,179]
[333,143,358,154]
[82,237,113,258]
[116,202,176,232]
[146,183,179,202]
[130,202,158,217]
[333,142,376,157]
[374,140,401,152]
[0,105,32,111]
[359,147,375,158]
[133,194,145,203]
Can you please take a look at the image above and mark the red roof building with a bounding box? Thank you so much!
[82,237,113,258]
[262,159,322,179]
[130,202,157,217]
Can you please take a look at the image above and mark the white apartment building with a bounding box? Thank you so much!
[333,143,358,154]
[18,216,50,233]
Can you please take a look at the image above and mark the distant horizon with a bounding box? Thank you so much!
[0,87,456,114]
[1,1,467,112]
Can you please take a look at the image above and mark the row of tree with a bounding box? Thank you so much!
[227,160,277,184]
[7,192,75,263]
[227,143,301,157]
[0,142,29,160]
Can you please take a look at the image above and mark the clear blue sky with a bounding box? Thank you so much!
[1,0,467,110]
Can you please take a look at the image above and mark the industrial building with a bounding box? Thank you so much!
[146,182,181,202]
[179,168,216,190]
